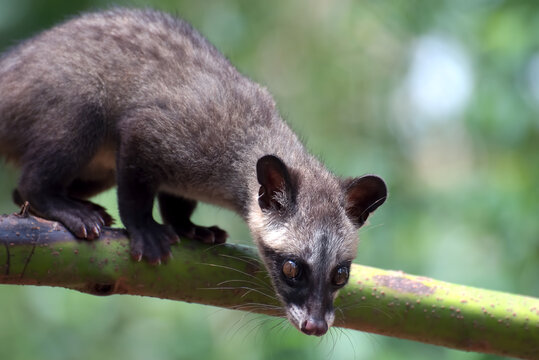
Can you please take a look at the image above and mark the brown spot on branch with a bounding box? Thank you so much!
[374,275,434,295]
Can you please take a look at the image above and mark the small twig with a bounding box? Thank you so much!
[17,201,30,218]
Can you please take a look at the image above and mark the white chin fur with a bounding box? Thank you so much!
[286,304,304,331]
[286,304,335,331]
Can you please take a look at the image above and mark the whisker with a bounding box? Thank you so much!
[204,303,275,343]
[230,303,284,315]
[246,314,281,343]
[224,304,283,341]
[198,262,271,289]
[230,302,282,310]
[202,242,227,251]
[358,222,385,235]
[203,242,258,253]
[268,316,288,334]
[337,327,357,360]
[228,312,268,340]
[325,327,338,359]
[216,278,273,293]
[219,254,270,279]
[219,253,264,267]
[335,306,345,322]
[198,286,279,302]
[223,311,252,341]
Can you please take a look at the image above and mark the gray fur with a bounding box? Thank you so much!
[0,8,386,335]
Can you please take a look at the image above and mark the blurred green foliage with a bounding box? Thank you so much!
[1,0,538,359]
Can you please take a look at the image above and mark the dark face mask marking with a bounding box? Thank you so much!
[260,241,351,325]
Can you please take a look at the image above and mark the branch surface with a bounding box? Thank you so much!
[0,213,537,359]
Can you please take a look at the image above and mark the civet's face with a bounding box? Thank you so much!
[251,155,387,335]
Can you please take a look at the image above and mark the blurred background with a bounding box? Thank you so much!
[0,0,538,359]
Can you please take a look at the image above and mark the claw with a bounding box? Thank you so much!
[131,251,143,262]
[209,226,228,244]
[159,250,173,264]
[87,224,100,240]
[146,256,161,266]
[77,225,88,239]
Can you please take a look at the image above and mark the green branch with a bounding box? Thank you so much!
[0,212,537,359]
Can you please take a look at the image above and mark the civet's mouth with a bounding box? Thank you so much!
[286,304,334,336]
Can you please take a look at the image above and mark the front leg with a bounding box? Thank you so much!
[117,158,179,264]
[158,193,228,244]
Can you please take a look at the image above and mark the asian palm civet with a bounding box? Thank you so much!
[0,9,387,336]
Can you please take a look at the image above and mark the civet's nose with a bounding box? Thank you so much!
[301,317,328,336]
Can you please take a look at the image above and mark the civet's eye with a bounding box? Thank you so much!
[333,266,349,286]
[282,260,300,279]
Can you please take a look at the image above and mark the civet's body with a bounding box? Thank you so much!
[0,9,387,335]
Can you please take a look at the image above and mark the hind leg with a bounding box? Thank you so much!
[68,177,115,226]
[65,176,116,226]
[14,106,111,239]
[17,174,110,240]
[67,175,116,200]
[14,175,115,228]
[158,193,228,244]
[13,183,114,230]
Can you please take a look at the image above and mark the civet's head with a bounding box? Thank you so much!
[249,155,387,336]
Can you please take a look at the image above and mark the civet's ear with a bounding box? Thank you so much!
[256,155,294,212]
[343,175,387,227]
